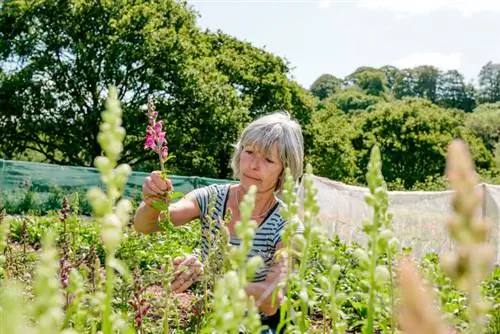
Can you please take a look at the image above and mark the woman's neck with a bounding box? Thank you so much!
[236,184,276,217]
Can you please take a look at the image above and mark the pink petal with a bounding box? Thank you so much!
[157,131,165,144]
[154,121,163,133]
[161,146,168,161]
[144,135,156,150]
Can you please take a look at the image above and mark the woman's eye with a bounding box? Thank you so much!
[266,158,274,163]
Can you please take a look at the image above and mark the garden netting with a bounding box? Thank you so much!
[304,175,500,265]
[1,159,499,264]
[0,159,237,214]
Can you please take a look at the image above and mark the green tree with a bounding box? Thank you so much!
[379,65,400,91]
[436,70,476,112]
[328,87,382,113]
[0,0,312,178]
[206,31,316,125]
[305,104,358,181]
[351,98,492,188]
[345,67,388,97]
[477,61,500,104]
[465,102,500,152]
[393,69,418,99]
[0,0,202,167]
[309,73,342,100]
[414,65,440,102]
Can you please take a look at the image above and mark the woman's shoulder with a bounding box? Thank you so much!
[192,183,231,195]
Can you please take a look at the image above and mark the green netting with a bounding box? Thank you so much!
[0,159,237,214]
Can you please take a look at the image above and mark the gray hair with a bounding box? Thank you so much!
[231,111,304,190]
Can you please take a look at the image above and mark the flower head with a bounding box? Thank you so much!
[144,96,169,166]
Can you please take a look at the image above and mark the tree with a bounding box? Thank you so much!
[465,102,500,152]
[309,74,342,100]
[205,31,316,125]
[305,104,359,181]
[328,87,381,113]
[414,65,440,103]
[393,69,418,99]
[477,61,500,104]
[379,65,400,91]
[345,67,388,97]
[0,0,312,178]
[436,70,476,112]
[0,0,203,167]
[351,98,492,188]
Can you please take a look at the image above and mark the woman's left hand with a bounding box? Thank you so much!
[170,254,204,293]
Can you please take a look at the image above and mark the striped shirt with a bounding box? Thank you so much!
[192,183,300,283]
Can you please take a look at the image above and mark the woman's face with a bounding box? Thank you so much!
[239,142,284,193]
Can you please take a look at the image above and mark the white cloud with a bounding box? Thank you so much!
[391,52,462,71]
[357,0,500,16]
[317,0,333,8]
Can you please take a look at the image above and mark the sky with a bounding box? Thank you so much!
[186,0,500,89]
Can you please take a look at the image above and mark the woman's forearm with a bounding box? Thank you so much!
[133,202,163,234]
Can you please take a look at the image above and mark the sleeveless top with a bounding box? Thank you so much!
[192,183,300,283]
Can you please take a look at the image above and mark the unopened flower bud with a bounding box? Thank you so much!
[375,265,390,284]
[87,188,112,216]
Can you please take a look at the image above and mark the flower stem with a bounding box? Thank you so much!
[102,256,114,334]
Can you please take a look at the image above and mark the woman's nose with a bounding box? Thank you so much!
[249,155,261,169]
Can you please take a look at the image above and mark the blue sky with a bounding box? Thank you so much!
[187,0,500,89]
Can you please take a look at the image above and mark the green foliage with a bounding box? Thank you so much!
[345,67,389,97]
[308,98,494,188]
[436,70,476,112]
[351,98,493,188]
[310,74,342,100]
[0,0,314,179]
[477,61,500,104]
[328,87,382,113]
[306,105,358,181]
[466,102,500,152]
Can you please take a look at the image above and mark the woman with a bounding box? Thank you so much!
[133,111,304,332]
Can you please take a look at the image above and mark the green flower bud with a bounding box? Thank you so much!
[115,163,132,179]
[87,188,112,216]
[375,265,390,284]
[354,248,369,267]
[335,292,347,305]
[94,156,112,173]
[115,199,132,224]
[318,276,330,290]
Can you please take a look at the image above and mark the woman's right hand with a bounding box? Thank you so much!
[142,171,173,209]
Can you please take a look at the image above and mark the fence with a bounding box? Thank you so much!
[0,159,236,213]
[307,175,500,265]
[1,159,499,264]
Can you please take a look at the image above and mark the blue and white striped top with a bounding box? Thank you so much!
[192,183,296,283]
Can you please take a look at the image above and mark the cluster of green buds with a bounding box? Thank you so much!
[87,87,133,256]
[86,86,133,334]
[441,139,495,333]
[31,231,65,334]
[211,185,264,333]
[355,145,398,334]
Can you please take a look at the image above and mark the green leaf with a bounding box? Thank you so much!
[170,191,184,200]
[151,199,169,211]
[109,258,131,282]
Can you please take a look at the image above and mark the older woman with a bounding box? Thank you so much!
[133,111,304,332]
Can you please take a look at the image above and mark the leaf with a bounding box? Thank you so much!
[169,191,184,200]
[109,258,131,282]
[151,199,169,211]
